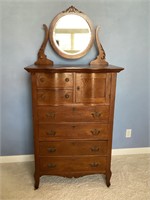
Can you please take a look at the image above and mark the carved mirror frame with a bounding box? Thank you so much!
[49,6,95,59]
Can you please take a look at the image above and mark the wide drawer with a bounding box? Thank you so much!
[39,141,108,156]
[38,106,110,122]
[37,89,73,105]
[38,123,110,141]
[36,73,73,88]
[39,156,106,173]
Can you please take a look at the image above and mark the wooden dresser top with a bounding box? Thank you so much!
[24,64,124,73]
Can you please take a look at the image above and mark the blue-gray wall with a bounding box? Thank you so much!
[0,0,149,156]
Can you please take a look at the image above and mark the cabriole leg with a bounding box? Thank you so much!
[34,173,40,190]
[106,170,112,187]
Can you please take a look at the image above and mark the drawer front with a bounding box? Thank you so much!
[39,156,106,173]
[36,73,73,88]
[39,141,108,156]
[38,124,110,140]
[38,106,109,122]
[37,89,73,105]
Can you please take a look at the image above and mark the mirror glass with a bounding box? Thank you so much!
[49,7,95,59]
[54,15,91,55]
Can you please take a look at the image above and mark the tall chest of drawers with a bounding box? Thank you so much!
[25,64,123,189]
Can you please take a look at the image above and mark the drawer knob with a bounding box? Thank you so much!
[48,163,56,168]
[65,94,69,99]
[91,129,101,135]
[90,162,100,168]
[91,111,101,119]
[47,147,56,153]
[91,146,100,152]
[65,78,69,82]
[46,112,55,119]
[40,77,45,83]
[77,86,80,90]
[46,130,56,136]
[72,107,76,112]
[40,94,45,100]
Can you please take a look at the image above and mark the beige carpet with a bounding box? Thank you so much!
[0,154,150,200]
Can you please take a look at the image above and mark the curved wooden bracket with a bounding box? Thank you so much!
[35,24,53,65]
[90,26,108,66]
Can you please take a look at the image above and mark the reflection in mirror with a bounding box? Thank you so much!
[53,15,91,55]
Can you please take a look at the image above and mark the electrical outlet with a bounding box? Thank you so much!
[126,129,132,138]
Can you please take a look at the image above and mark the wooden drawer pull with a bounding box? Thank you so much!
[91,111,101,119]
[90,162,100,168]
[48,163,56,168]
[65,94,69,99]
[46,130,56,136]
[65,78,69,82]
[90,129,101,135]
[91,147,100,152]
[46,112,55,119]
[47,147,56,153]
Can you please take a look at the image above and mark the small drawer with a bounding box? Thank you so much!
[39,141,108,156]
[38,124,110,141]
[37,89,73,105]
[36,73,73,88]
[38,105,110,123]
[39,156,106,173]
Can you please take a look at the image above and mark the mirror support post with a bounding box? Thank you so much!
[90,26,108,66]
[35,24,54,65]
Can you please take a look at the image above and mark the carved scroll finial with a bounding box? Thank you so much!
[63,6,82,14]
[90,26,108,66]
[35,24,53,65]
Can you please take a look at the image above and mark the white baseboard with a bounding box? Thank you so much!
[0,147,150,163]
[112,147,150,155]
[0,154,34,163]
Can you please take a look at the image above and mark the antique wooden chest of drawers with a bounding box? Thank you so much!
[25,64,123,189]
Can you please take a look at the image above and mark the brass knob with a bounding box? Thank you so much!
[65,78,69,82]
[48,163,56,168]
[91,111,101,119]
[65,94,69,99]
[90,162,99,168]
[90,129,101,135]
[46,112,55,119]
[47,147,56,153]
[46,130,56,136]
[91,146,100,152]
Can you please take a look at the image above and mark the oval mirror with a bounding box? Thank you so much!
[49,6,95,59]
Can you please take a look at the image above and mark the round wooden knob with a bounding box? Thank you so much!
[65,94,69,99]
[65,78,69,82]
